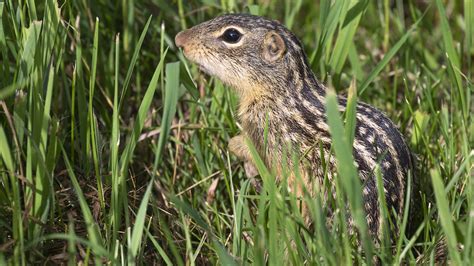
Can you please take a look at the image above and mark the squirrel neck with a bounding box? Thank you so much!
[237,58,327,157]
[237,56,326,121]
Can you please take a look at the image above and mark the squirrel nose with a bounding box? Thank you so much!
[175,30,190,48]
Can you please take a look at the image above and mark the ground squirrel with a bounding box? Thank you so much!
[175,14,414,243]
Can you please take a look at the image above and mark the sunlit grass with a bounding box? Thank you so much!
[0,0,472,264]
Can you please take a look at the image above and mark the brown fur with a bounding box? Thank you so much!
[175,14,414,244]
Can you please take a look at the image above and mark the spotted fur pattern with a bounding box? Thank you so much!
[175,14,414,242]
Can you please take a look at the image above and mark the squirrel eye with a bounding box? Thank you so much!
[221,28,242,43]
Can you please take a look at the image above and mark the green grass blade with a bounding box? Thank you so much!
[466,150,474,262]
[375,165,390,263]
[435,0,466,119]
[245,137,279,264]
[119,15,153,110]
[347,43,363,79]
[26,0,37,20]
[359,13,424,96]
[88,17,101,180]
[152,61,180,167]
[434,0,461,68]
[129,181,153,262]
[312,0,346,66]
[110,34,121,247]
[344,79,357,149]
[61,145,103,253]
[111,33,120,188]
[0,2,6,89]
[325,89,373,262]
[284,0,303,29]
[431,168,462,264]
[170,196,210,232]
[67,220,77,265]
[395,171,412,263]
[465,0,473,78]
[232,179,251,257]
[329,0,368,76]
[171,194,238,265]
[145,228,173,266]
[0,125,14,172]
[157,215,184,266]
[17,20,41,83]
[119,49,168,173]
[212,239,238,266]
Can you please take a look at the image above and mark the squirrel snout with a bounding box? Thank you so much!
[175,30,190,48]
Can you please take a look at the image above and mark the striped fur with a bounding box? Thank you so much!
[175,14,414,242]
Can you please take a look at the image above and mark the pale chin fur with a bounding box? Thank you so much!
[186,55,249,94]
[184,54,214,76]
[196,59,229,82]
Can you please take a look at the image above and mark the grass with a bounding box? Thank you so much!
[0,0,472,264]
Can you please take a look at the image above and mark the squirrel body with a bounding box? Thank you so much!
[175,14,414,241]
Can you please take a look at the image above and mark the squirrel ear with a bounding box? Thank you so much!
[262,31,286,63]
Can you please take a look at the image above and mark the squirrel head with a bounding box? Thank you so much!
[175,14,310,98]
